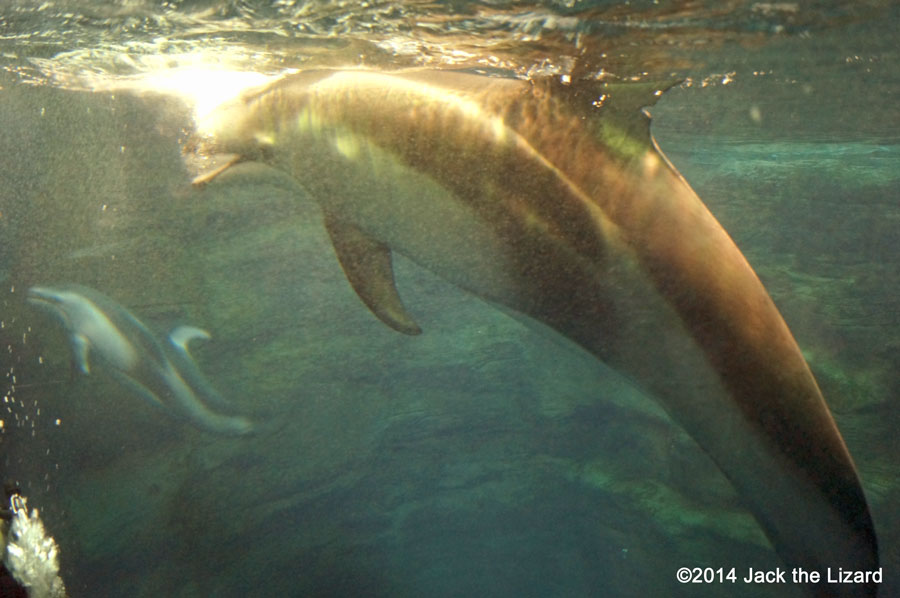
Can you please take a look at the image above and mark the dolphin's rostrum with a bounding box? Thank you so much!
[191,69,878,595]
[28,284,252,436]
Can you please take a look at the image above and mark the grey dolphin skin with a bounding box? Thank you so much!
[191,69,878,595]
[27,284,252,436]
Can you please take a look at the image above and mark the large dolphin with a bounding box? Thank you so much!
[28,284,252,436]
[190,69,878,594]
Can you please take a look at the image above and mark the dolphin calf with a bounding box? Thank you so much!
[27,284,252,436]
[190,69,878,594]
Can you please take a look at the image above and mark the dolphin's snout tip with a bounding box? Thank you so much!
[26,286,54,305]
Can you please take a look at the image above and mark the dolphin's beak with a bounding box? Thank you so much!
[26,287,70,328]
[26,286,62,307]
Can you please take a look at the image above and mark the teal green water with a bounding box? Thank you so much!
[1,2,899,597]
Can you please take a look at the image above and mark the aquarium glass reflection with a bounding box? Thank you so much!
[0,1,898,597]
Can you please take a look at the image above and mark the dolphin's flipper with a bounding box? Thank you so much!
[70,334,91,374]
[191,154,246,188]
[324,215,422,335]
[167,325,231,409]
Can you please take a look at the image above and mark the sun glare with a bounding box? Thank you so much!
[75,55,283,127]
[130,67,277,124]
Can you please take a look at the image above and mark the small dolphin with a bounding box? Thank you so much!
[191,69,877,595]
[27,284,252,435]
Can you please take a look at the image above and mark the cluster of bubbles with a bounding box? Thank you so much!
[1,286,62,498]
[2,314,57,440]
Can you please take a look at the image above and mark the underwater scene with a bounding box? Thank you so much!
[0,1,898,597]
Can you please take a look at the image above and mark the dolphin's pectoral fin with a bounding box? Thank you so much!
[191,154,247,188]
[71,334,91,374]
[324,214,422,336]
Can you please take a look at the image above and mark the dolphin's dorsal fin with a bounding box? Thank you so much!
[596,80,672,152]
[167,325,232,409]
[540,77,682,161]
[324,215,422,336]
[169,326,212,351]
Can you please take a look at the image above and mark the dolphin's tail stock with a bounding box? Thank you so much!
[161,364,254,436]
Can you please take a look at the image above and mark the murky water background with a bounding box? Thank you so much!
[1,1,898,596]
